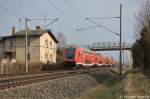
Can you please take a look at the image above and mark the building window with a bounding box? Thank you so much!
[10,41,13,46]
[50,54,52,59]
[45,54,48,59]
[45,39,48,48]
[27,53,30,61]
[9,39,13,47]
[50,41,52,49]
[50,54,52,62]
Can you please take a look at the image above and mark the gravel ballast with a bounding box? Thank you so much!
[0,69,115,99]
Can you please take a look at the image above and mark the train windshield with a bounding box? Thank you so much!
[65,48,76,59]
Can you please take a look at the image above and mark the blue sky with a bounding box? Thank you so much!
[0,0,143,62]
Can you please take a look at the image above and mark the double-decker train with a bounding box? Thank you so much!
[62,47,116,69]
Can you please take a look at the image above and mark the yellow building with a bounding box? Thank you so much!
[0,26,59,63]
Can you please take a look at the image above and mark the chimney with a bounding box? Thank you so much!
[12,27,15,35]
[35,26,41,30]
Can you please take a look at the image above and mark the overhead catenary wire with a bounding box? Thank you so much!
[44,0,81,28]
[3,0,27,30]
[3,0,26,17]
[17,0,46,15]
[76,26,101,31]
[0,15,14,26]
[122,0,134,7]
[25,18,58,31]
[62,0,102,41]
[63,0,96,33]
[86,17,120,20]
[0,3,25,18]
[42,18,58,29]
[86,18,120,36]
[63,0,83,19]
[0,20,12,27]
[122,0,130,5]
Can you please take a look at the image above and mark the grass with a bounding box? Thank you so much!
[78,70,150,99]
[125,71,150,96]
[77,75,127,99]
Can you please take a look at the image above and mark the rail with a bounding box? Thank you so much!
[0,68,110,90]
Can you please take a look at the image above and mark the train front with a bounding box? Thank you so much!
[63,47,76,69]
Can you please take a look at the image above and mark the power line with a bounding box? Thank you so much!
[122,0,133,7]
[44,0,81,28]
[76,26,100,31]
[4,0,26,17]
[42,18,58,29]
[86,18,120,36]
[0,3,25,18]
[86,17,120,20]
[17,0,46,14]
[63,0,83,19]
[63,0,105,41]
[0,1,25,30]
[0,20,11,27]
[122,0,130,4]
[0,15,13,26]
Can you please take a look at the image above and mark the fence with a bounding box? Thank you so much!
[0,59,42,74]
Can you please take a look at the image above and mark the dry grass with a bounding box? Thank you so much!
[125,71,150,96]
[77,76,126,99]
[77,70,150,99]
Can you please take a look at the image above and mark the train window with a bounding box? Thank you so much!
[65,48,76,59]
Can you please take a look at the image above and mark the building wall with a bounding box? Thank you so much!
[4,38,15,53]
[28,37,40,62]
[3,37,40,63]
[1,32,57,63]
[40,32,57,63]
[0,41,4,59]
[15,37,40,63]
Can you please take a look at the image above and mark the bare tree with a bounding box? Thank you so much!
[57,32,67,48]
[135,0,150,43]
[56,32,67,63]
[133,0,150,69]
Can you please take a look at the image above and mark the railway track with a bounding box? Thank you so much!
[0,68,108,90]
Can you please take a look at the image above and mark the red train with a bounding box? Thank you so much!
[62,47,116,69]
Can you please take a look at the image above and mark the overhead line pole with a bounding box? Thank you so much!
[119,4,122,76]
[25,18,28,73]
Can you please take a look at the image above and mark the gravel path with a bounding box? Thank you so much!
[0,69,115,99]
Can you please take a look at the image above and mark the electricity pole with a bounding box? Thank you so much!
[119,4,122,76]
[25,18,28,73]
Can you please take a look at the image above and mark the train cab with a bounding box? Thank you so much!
[63,47,77,68]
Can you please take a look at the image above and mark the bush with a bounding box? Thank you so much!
[42,63,64,71]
